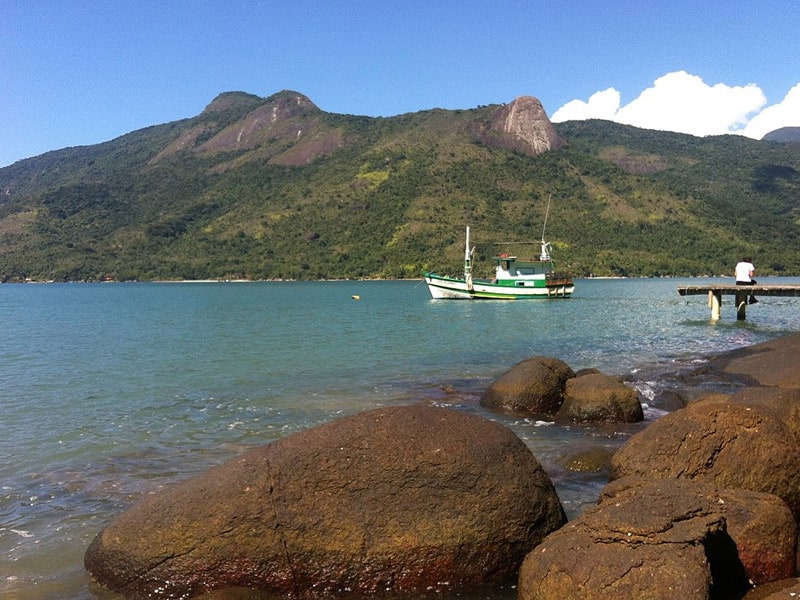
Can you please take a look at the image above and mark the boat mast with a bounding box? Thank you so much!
[464,226,473,290]
[539,194,552,261]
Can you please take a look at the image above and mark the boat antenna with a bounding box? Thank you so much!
[539,194,552,261]
[541,193,551,242]
[464,225,473,290]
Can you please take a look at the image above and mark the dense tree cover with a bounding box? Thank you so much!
[0,95,798,282]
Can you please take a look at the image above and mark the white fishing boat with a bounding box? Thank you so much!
[423,225,574,300]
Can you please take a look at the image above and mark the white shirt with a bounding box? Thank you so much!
[735,261,754,283]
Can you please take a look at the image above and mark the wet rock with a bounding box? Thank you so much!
[610,397,800,520]
[650,388,687,412]
[559,447,614,473]
[557,373,643,423]
[573,367,601,377]
[480,356,574,416]
[85,405,566,599]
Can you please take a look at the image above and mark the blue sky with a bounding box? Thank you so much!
[2,0,799,167]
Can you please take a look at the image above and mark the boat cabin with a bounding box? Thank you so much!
[494,255,553,280]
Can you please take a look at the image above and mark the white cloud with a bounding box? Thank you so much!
[741,83,800,139]
[616,71,765,136]
[551,70,800,139]
[551,88,620,122]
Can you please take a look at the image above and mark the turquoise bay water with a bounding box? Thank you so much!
[2,278,800,599]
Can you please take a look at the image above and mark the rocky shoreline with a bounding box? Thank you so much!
[84,333,800,599]
[526,332,800,600]
[652,329,800,393]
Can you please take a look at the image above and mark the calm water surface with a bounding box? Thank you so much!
[2,278,800,599]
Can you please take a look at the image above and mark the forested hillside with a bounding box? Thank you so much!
[1,90,798,281]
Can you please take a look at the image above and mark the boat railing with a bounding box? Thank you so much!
[546,271,574,285]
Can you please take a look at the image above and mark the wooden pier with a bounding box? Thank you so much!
[677,284,800,320]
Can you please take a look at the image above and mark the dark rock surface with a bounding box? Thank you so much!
[516,333,800,599]
[86,405,566,599]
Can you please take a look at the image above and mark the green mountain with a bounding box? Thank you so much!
[763,127,800,143]
[1,90,799,282]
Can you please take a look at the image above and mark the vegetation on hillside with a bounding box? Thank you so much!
[1,92,798,281]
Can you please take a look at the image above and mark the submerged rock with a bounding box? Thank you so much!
[85,404,566,599]
[559,447,614,474]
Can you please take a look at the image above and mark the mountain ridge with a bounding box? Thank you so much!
[763,126,800,143]
[1,91,799,282]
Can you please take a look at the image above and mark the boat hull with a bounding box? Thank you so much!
[424,273,574,300]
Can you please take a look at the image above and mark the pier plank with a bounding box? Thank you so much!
[677,284,800,321]
[678,285,800,297]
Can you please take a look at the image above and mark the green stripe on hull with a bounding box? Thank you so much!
[471,290,571,299]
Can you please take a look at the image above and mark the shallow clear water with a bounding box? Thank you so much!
[2,278,799,598]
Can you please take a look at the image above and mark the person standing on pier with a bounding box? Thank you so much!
[735,256,758,304]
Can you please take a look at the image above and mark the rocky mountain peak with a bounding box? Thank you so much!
[201,90,318,118]
[202,91,264,115]
[475,96,566,155]
[194,90,326,161]
[153,90,327,165]
[262,90,320,118]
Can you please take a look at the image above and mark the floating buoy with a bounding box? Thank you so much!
[351,295,360,300]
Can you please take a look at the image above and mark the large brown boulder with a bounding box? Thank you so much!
[715,489,799,585]
[85,405,567,599]
[600,478,797,586]
[519,478,734,600]
[519,478,795,600]
[610,397,800,520]
[480,356,574,416]
[556,372,643,423]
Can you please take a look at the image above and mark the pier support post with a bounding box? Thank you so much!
[735,290,747,320]
[708,290,721,321]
